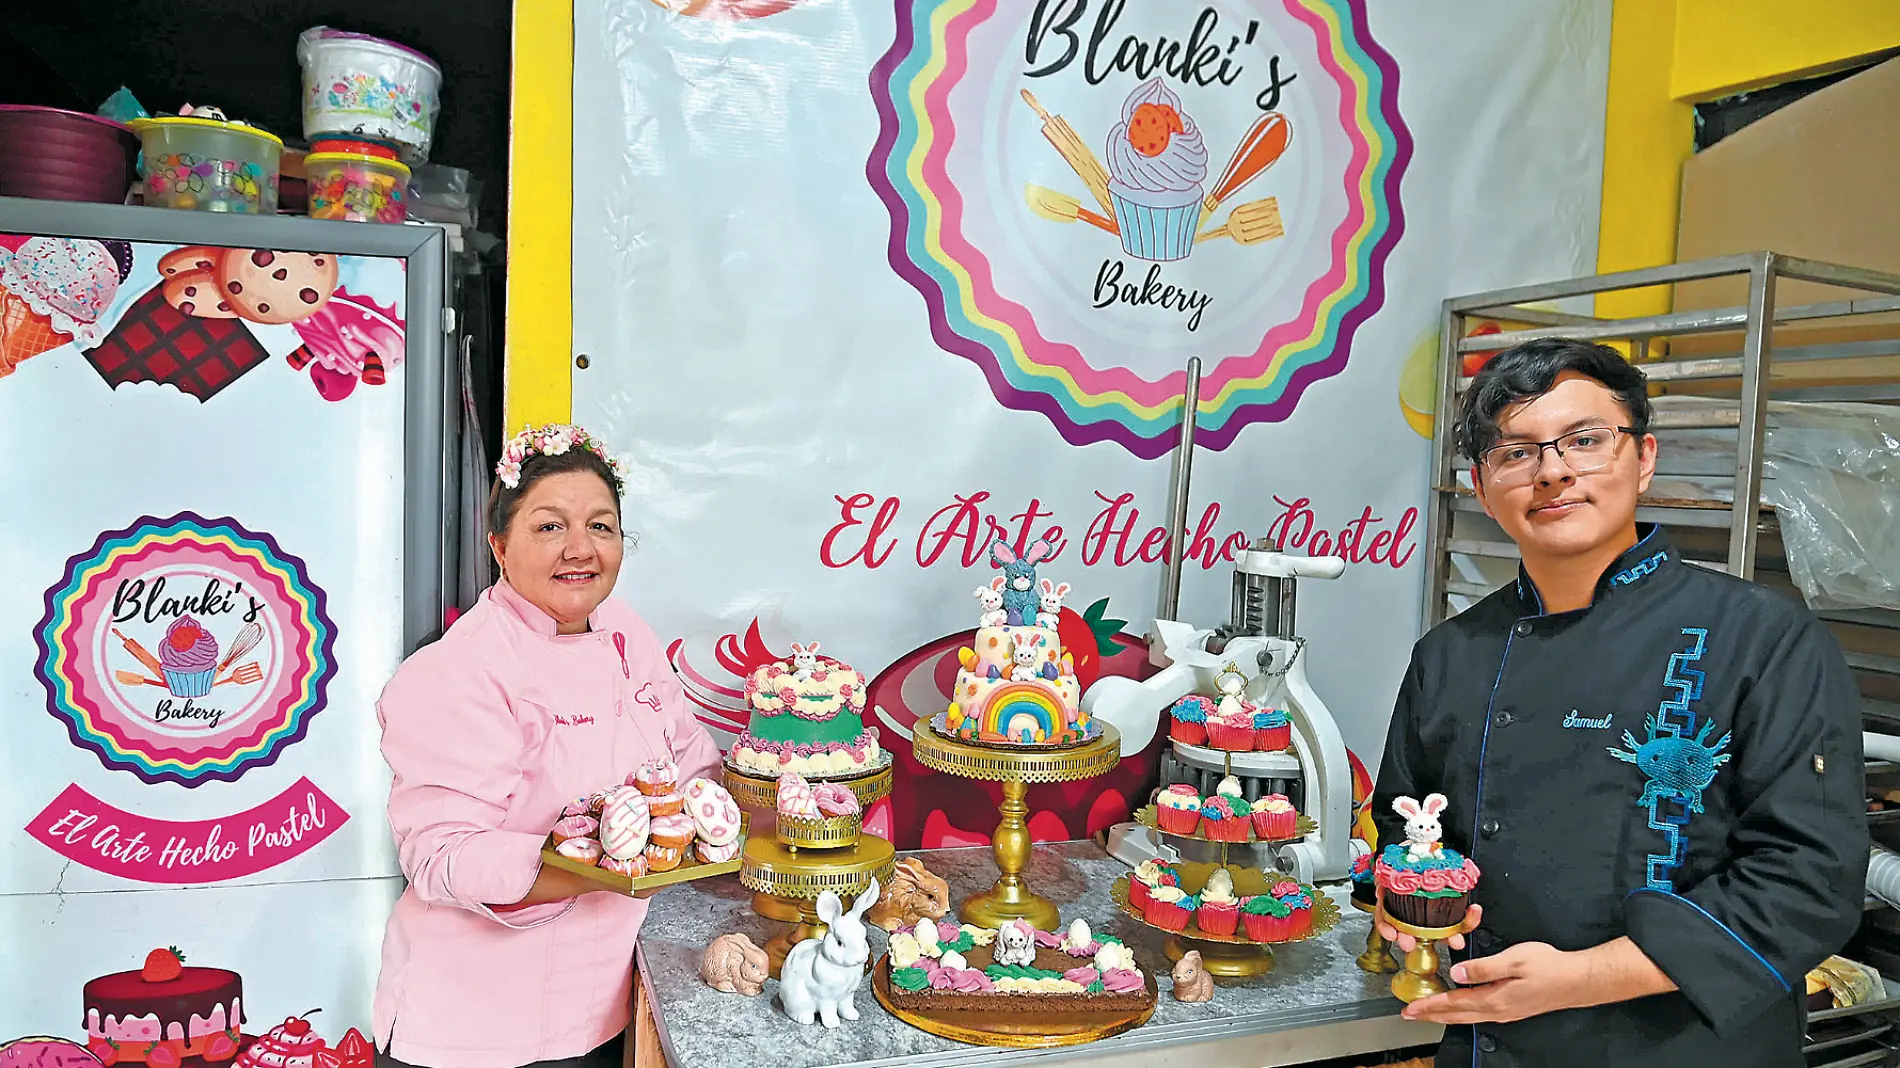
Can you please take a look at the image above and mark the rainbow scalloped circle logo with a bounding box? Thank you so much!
[869,0,1410,458]
[35,513,337,787]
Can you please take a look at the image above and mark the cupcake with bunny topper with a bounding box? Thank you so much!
[934,538,1095,747]
[1373,792,1481,930]
[1104,77,1209,262]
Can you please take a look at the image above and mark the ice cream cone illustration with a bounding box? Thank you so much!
[0,236,130,377]
[0,289,72,375]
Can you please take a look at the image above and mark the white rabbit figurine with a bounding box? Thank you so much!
[1216,664,1248,721]
[993,919,1037,967]
[789,641,821,682]
[1391,793,1448,861]
[1035,578,1070,629]
[974,578,1008,629]
[1008,633,1042,683]
[779,877,879,1028]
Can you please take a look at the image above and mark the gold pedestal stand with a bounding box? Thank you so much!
[1350,898,1399,974]
[726,761,897,978]
[739,833,896,978]
[1386,915,1463,1002]
[910,721,1121,931]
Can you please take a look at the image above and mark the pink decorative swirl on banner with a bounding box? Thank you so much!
[25,777,348,884]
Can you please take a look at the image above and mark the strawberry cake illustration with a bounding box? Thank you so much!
[82,949,244,1066]
[1103,78,1209,262]
[231,1014,325,1068]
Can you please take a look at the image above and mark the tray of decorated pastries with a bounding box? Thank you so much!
[1166,688,1296,754]
[541,759,748,893]
[1137,775,1317,845]
[1112,860,1340,945]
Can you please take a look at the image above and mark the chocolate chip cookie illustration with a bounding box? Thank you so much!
[216,249,338,325]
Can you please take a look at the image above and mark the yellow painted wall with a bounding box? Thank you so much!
[1595,0,1900,320]
[504,0,576,430]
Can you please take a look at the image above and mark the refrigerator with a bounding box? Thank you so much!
[0,196,461,1056]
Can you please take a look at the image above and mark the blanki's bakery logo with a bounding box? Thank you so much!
[869,0,1409,458]
[28,514,347,883]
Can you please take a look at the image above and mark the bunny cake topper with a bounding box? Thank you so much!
[974,577,1008,628]
[1215,661,1250,720]
[788,641,822,681]
[1391,792,1448,861]
[779,877,880,1028]
[1035,578,1070,629]
[990,537,1053,626]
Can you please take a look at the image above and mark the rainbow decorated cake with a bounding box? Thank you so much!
[1374,793,1480,928]
[940,539,1092,746]
[730,642,881,778]
[882,917,1153,1013]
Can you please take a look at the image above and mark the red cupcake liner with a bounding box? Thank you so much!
[1157,805,1202,834]
[1257,724,1292,751]
[1145,900,1193,931]
[1283,907,1313,940]
[1196,904,1239,936]
[1206,721,1255,752]
[1202,816,1252,843]
[1241,912,1289,942]
[1129,879,1153,912]
[1251,809,1298,841]
[1169,719,1208,746]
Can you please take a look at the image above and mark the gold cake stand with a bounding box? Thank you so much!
[1109,863,1341,978]
[739,832,895,978]
[910,721,1121,930]
[722,756,896,812]
[1350,897,1400,974]
[1386,914,1465,1003]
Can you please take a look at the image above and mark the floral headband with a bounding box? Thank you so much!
[495,423,626,494]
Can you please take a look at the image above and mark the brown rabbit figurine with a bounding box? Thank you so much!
[866,857,951,932]
[1172,950,1215,1002]
[701,933,770,996]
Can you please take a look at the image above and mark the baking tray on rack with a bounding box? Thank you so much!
[540,815,748,894]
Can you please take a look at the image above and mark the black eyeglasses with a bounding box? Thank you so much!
[1479,426,1638,487]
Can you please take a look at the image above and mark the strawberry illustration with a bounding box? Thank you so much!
[141,947,185,983]
[1055,598,1128,692]
[334,1030,372,1068]
[313,1051,342,1068]
[88,1036,120,1066]
[203,1031,241,1063]
[147,1042,183,1068]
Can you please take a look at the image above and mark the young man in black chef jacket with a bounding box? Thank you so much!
[1373,337,1867,1067]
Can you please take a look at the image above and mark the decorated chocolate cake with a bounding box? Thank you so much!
[882,918,1154,1013]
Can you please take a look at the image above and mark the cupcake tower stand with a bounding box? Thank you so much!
[910,720,1121,931]
[1118,748,1335,977]
[725,758,896,977]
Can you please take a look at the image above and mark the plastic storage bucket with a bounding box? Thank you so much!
[0,106,139,203]
[298,27,442,163]
[132,116,283,213]
[305,151,410,223]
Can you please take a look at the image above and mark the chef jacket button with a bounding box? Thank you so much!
[1512,621,1532,637]
[1473,929,1497,949]
[1478,1034,1498,1053]
[1493,709,1513,727]
[1480,818,1501,838]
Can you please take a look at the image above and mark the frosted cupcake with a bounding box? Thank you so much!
[159,615,220,697]
[1104,78,1208,262]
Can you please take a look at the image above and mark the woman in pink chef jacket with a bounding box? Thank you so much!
[373,424,722,1068]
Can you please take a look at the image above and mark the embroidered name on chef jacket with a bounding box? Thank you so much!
[1562,710,1614,729]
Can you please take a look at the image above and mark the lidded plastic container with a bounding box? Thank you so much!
[298,26,443,163]
[305,150,411,223]
[131,113,282,213]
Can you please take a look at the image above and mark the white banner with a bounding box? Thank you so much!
[572,0,1609,802]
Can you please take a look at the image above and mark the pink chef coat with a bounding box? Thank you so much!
[373,580,722,1068]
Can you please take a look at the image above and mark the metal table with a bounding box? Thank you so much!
[636,841,1440,1068]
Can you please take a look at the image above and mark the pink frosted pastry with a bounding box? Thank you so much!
[813,782,861,818]
[562,796,596,818]
[600,785,652,861]
[555,836,603,863]
[634,759,679,797]
[695,839,741,864]
[599,853,648,878]
[551,814,598,844]
[684,777,742,846]
[776,771,819,818]
[650,813,695,851]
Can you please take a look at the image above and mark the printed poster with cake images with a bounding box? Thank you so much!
[571,0,1611,848]
[0,234,412,1057]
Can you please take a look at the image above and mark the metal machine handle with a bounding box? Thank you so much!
[1235,550,1346,581]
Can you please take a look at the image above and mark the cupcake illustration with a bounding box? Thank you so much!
[159,615,220,697]
[1104,78,1208,262]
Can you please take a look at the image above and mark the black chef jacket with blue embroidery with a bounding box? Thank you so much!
[1374,526,1868,1067]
